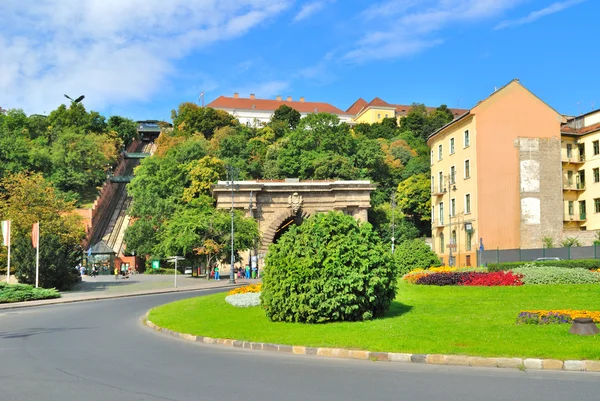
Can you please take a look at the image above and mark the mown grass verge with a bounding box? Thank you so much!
[0,282,61,303]
[148,282,600,361]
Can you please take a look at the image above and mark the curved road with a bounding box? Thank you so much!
[0,290,598,401]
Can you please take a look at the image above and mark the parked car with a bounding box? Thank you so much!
[534,257,561,261]
[184,267,193,275]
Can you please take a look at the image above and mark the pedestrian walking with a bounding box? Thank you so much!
[251,265,257,279]
[245,264,250,279]
[114,267,119,279]
[214,265,220,280]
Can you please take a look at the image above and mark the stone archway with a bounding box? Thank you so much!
[211,179,375,254]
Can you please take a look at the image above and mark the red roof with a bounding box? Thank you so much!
[561,121,600,135]
[207,95,347,115]
[346,98,368,114]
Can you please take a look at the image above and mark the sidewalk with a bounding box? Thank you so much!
[0,274,256,310]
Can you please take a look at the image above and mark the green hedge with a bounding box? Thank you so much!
[487,259,600,272]
[0,283,61,304]
[511,266,600,285]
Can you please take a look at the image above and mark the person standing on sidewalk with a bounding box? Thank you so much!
[214,265,220,281]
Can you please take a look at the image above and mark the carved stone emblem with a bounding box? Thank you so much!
[288,192,303,215]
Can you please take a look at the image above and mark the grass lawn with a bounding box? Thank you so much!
[148,282,600,361]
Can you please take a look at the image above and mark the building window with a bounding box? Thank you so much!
[568,201,574,216]
[431,150,434,165]
[568,170,574,186]
[567,143,572,158]
[450,138,455,154]
[464,130,470,147]
[439,202,444,225]
[450,198,456,217]
[451,230,457,246]
[438,144,443,160]
[432,205,435,222]
[594,141,599,156]
[466,231,472,251]
[440,233,445,251]
[594,168,599,183]
[465,194,471,214]
[595,199,600,213]
[431,175,434,192]
[464,159,470,178]
[450,166,456,184]
[438,171,444,193]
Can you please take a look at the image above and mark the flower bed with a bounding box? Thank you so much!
[511,265,600,285]
[517,309,600,324]
[225,292,261,308]
[228,283,262,296]
[402,266,484,284]
[413,271,523,286]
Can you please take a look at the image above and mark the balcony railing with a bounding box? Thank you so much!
[564,213,587,222]
[563,182,586,191]
[562,154,585,163]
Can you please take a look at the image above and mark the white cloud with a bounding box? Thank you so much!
[0,0,291,114]
[293,1,331,22]
[495,0,588,30]
[345,0,527,62]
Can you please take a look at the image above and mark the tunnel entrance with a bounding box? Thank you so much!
[273,215,304,243]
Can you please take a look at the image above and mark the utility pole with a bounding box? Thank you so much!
[391,193,396,253]
[248,191,254,278]
[226,166,239,284]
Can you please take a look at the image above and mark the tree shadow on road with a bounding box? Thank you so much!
[65,279,137,293]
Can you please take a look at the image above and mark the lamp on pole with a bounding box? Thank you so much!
[226,166,239,284]
[64,94,85,104]
[391,192,396,253]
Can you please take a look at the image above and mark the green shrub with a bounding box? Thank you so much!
[12,234,82,290]
[0,283,60,303]
[144,268,176,275]
[261,211,397,323]
[488,259,600,272]
[511,265,600,285]
[393,239,441,276]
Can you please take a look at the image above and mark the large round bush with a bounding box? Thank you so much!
[260,211,397,323]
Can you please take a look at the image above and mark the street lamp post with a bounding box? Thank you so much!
[391,193,396,253]
[226,166,239,284]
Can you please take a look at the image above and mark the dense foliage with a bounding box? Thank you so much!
[393,239,441,276]
[0,104,138,205]
[0,282,60,304]
[260,212,397,323]
[0,172,85,289]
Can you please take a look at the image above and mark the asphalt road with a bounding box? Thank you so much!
[1,290,599,401]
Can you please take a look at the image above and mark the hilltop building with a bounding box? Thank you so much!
[207,93,466,126]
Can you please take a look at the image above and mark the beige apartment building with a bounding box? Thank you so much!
[427,80,565,266]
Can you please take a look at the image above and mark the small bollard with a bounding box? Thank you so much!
[569,318,600,336]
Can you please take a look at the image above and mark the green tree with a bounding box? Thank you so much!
[396,173,431,222]
[108,115,138,148]
[0,172,85,289]
[261,211,397,323]
[271,104,301,130]
[393,239,441,276]
[182,156,226,202]
[171,103,237,139]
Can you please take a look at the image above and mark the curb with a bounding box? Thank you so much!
[0,284,236,310]
[143,313,600,373]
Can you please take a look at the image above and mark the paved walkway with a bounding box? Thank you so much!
[0,274,258,309]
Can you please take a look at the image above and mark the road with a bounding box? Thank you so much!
[0,289,598,401]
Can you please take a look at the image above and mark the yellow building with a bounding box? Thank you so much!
[561,110,600,233]
[427,80,564,266]
[346,97,466,125]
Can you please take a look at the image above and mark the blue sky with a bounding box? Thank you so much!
[1,0,597,121]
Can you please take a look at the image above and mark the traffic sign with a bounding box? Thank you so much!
[151,260,160,269]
